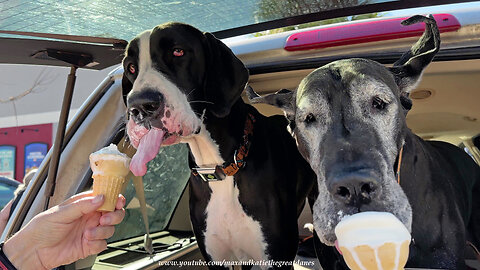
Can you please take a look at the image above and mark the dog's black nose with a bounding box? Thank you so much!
[329,173,380,206]
[127,89,164,123]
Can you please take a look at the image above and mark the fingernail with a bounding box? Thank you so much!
[92,195,103,204]
[102,216,111,224]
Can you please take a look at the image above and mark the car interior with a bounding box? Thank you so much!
[248,59,480,155]
[84,57,480,269]
[4,29,480,270]
[247,59,480,270]
[1,2,480,269]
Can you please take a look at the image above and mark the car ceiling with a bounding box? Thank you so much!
[0,1,477,70]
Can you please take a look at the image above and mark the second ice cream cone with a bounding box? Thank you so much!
[335,212,411,270]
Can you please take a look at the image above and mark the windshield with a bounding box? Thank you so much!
[0,0,412,40]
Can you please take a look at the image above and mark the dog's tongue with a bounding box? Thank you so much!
[130,128,165,176]
[335,240,342,255]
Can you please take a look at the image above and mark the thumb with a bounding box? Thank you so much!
[56,195,104,223]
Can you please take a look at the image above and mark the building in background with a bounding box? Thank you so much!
[0,124,51,180]
[0,64,115,182]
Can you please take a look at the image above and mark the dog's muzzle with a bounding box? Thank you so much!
[127,88,165,126]
[328,171,381,207]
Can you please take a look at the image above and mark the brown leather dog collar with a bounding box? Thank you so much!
[396,145,404,184]
[192,113,256,181]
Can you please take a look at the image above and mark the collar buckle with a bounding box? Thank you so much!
[191,166,226,182]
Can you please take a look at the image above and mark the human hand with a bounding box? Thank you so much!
[3,191,126,270]
[0,200,13,234]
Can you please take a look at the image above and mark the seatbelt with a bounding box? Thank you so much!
[117,137,153,254]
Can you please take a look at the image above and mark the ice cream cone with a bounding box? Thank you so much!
[92,175,125,211]
[335,212,411,270]
[89,144,131,212]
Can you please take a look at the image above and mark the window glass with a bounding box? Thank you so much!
[109,143,190,242]
[0,183,17,209]
[1,0,400,40]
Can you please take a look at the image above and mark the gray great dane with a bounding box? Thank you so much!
[248,15,480,269]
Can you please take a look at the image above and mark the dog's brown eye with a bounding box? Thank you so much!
[372,96,387,110]
[128,63,136,74]
[304,113,316,124]
[173,48,184,57]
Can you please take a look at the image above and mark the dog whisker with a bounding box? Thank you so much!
[200,109,207,121]
[186,88,196,99]
[189,100,214,105]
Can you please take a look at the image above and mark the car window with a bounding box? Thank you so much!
[1,0,434,40]
[108,143,190,243]
[0,183,17,209]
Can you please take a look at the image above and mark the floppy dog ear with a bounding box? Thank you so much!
[203,32,249,118]
[122,73,133,107]
[246,86,295,117]
[389,15,440,96]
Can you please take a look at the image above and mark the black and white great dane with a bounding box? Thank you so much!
[121,22,316,269]
[248,16,480,269]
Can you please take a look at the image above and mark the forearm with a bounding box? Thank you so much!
[3,232,47,270]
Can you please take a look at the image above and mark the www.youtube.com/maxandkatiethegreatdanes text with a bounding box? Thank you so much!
[158,259,316,268]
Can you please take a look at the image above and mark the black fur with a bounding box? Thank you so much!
[122,22,317,269]
[247,15,480,269]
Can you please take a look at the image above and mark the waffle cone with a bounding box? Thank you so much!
[92,175,126,212]
[335,212,411,270]
[339,240,410,270]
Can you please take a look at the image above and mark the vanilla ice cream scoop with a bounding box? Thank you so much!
[90,144,131,211]
[335,212,411,270]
